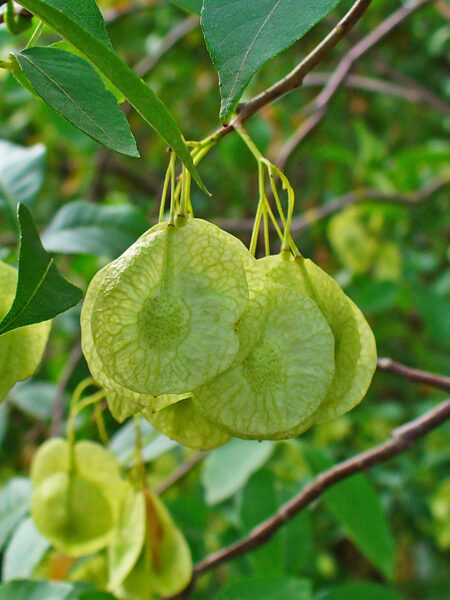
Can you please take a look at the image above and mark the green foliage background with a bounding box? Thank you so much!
[0,1,448,599]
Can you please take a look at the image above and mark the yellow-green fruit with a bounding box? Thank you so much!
[262,254,377,427]
[141,396,230,451]
[32,472,114,556]
[91,219,249,396]
[0,260,51,402]
[81,260,184,422]
[194,281,335,440]
[30,438,126,555]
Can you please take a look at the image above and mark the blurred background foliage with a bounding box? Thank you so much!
[0,0,449,599]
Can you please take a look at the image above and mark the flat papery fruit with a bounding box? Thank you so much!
[0,260,51,402]
[30,438,126,519]
[194,282,335,440]
[91,218,249,395]
[108,483,146,590]
[81,264,184,422]
[141,396,231,450]
[114,489,192,599]
[31,471,114,556]
[261,254,377,424]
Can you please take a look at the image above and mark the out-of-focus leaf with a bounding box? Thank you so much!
[240,470,284,574]
[201,0,343,122]
[42,201,148,258]
[0,140,46,222]
[305,450,395,579]
[18,0,205,190]
[0,580,74,600]
[16,48,139,157]
[0,204,82,335]
[316,582,407,600]
[2,518,50,581]
[171,0,202,14]
[0,478,32,551]
[215,576,312,600]
[415,287,450,352]
[8,381,62,421]
[201,439,274,504]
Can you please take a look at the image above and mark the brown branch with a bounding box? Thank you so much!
[155,451,206,495]
[377,358,450,393]
[277,0,435,168]
[166,399,450,599]
[217,176,448,234]
[51,341,83,436]
[302,72,450,117]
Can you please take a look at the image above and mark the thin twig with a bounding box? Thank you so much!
[51,342,83,436]
[217,176,448,234]
[165,399,450,599]
[302,72,450,117]
[277,0,434,167]
[156,451,206,495]
[377,358,450,393]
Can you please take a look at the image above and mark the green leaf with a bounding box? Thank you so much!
[171,0,202,14]
[201,439,274,504]
[42,201,148,258]
[0,204,82,335]
[316,582,407,600]
[8,381,62,421]
[16,48,139,157]
[241,470,284,574]
[0,478,32,551]
[201,0,343,123]
[2,518,50,581]
[18,0,205,191]
[0,140,46,223]
[305,449,395,579]
[215,576,312,600]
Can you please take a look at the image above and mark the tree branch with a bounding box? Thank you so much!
[377,358,450,393]
[277,0,435,168]
[156,451,206,495]
[302,72,450,117]
[166,399,450,599]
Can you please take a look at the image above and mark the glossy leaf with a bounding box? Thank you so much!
[201,438,274,504]
[0,204,82,335]
[18,0,204,190]
[201,0,343,122]
[42,201,148,258]
[16,48,139,157]
[0,140,45,223]
[2,517,50,581]
[305,449,395,579]
[0,478,32,551]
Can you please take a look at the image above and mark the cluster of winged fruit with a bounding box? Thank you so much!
[0,260,50,403]
[31,438,192,598]
[82,216,377,451]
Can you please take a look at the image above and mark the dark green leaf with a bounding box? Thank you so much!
[305,449,395,579]
[2,518,50,582]
[171,0,202,14]
[201,0,343,123]
[215,576,312,600]
[18,0,205,191]
[0,204,82,335]
[42,201,148,258]
[0,140,46,223]
[201,439,274,504]
[317,582,407,600]
[241,470,284,574]
[16,48,139,157]
[0,479,32,551]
